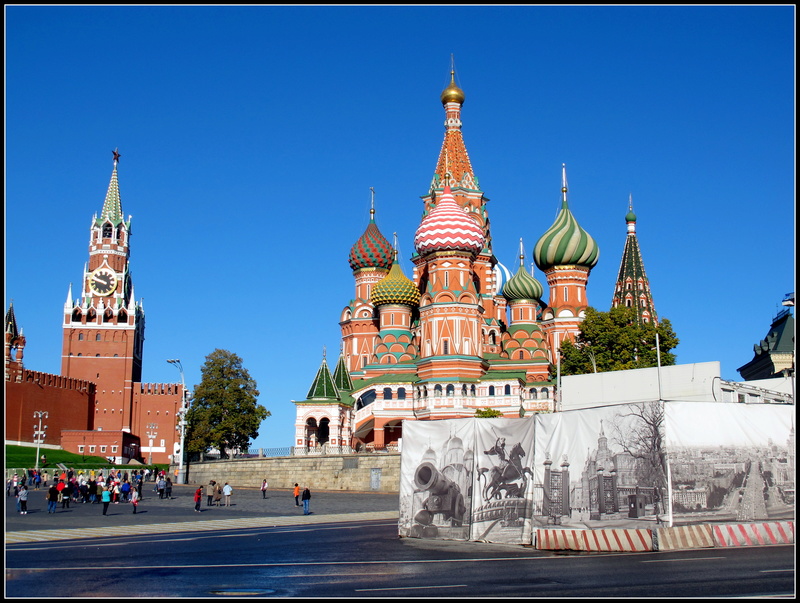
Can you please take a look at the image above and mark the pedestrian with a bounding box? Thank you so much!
[165,477,173,499]
[222,482,233,507]
[206,481,215,506]
[293,483,300,506]
[61,481,72,509]
[261,479,269,499]
[88,478,98,504]
[301,486,311,515]
[33,472,41,490]
[213,482,223,506]
[101,486,111,516]
[41,470,49,487]
[131,487,139,514]
[6,477,11,497]
[121,480,131,502]
[18,484,29,514]
[193,486,203,512]
[46,483,59,513]
[157,476,166,499]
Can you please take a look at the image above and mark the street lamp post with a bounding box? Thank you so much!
[146,423,158,466]
[33,411,48,472]
[167,359,189,484]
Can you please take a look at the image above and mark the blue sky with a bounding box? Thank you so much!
[5,6,795,450]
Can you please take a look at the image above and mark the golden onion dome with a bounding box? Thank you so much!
[440,70,465,105]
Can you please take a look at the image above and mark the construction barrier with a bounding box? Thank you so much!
[712,521,795,548]
[536,528,653,552]
[655,525,714,550]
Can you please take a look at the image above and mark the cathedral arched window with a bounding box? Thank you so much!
[96,333,102,341]
[541,387,549,398]
[443,340,449,355]
[504,384,511,395]
[446,384,455,397]
[397,388,406,400]
[462,384,468,396]
[530,388,538,399]
[78,333,84,341]
[518,350,524,360]
[383,388,393,400]
[103,223,113,239]
[470,385,476,396]
[488,385,495,396]
[434,384,443,397]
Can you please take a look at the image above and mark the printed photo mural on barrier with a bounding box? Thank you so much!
[399,417,537,544]
[664,401,795,526]
[470,418,536,544]
[399,418,475,541]
[532,402,667,530]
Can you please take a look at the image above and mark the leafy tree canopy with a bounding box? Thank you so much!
[557,306,679,376]
[475,407,503,418]
[185,349,269,458]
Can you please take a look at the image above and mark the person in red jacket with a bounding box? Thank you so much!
[194,486,203,513]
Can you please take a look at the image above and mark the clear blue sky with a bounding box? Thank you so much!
[6,6,795,450]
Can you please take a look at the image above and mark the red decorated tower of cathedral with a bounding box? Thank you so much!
[610,195,658,325]
[293,71,599,452]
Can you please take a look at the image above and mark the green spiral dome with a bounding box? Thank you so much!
[533,200,599,271]
[502,263,544,303]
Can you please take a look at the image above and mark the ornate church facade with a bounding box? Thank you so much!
[292,72,653,452]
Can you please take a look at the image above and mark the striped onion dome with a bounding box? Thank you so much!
[414,185,485,256]
[492,261,513,296]
[503,259,544,303]
[371,253,421,307]
[348,212,393,271]
[533,165,599,271]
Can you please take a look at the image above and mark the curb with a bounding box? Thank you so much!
[534,521,794,552]
[712,521,795,547]
[535,528,653,552]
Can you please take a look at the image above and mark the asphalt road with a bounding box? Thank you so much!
[6,483,795,598]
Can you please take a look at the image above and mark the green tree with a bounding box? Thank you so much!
[557,306,679,376]
[185,349,269,459]
[475,407,503,418]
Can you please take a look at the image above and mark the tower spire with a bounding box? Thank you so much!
[369,186,375,220]
[612,195,658,325]
[99,149,124,226]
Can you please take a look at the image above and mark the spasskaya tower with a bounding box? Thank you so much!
[61,149,145,432]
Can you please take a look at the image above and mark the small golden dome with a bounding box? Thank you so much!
[440,70,465,105]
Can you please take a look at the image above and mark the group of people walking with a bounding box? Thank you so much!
[12,472,315,517]
[294,483,312,514]
[194,480,235,511]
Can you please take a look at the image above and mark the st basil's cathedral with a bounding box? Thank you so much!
[291,71,653,452]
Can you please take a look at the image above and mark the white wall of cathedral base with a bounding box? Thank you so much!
[181,453,400,493]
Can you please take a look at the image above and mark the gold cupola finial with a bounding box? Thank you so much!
[440,54,465,105]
